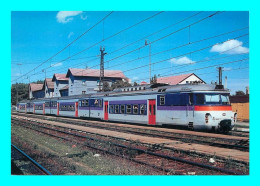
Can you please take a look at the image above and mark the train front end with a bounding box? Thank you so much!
[193,90,236,133]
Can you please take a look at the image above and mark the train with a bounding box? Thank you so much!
[16,83,237,133]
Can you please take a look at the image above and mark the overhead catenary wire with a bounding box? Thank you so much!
[107,11,203,56]
[34,34,249,84]
[92,34,248,79]
[14,11,165,83]
[12,11,114,83]
[12,11,250,85]
[33,26,248,81]
[136,58,248,83]
[104,29,248,71]
[34,11,225,81]
[105,11,222,64]
[42,11,165,72]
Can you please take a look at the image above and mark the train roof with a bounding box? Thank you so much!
[18,83,230,103]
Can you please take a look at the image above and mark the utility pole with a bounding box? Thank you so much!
[145,40,151,83]
[218,67,223,85]
[99,46,107,91]
[16,82,18,105]
[225,76,227,88]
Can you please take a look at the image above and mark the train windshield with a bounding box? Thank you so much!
[195,94,230,105]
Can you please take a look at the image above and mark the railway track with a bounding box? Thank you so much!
[11,144,52,175]
[12,116,249,175]
[13,112,249,152]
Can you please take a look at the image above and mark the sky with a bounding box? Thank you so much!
[11,11,249,94]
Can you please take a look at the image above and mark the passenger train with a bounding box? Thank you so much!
[16,83,237,133]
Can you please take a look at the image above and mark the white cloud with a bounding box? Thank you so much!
[169,56,195,65]
[56,11,83,23]
[68,32,74,39]
[223,67,232,71]
[51,62,63,67]
[132,76,139,81]
[210,39,249,54]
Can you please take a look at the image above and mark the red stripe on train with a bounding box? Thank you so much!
[194,106,232,111]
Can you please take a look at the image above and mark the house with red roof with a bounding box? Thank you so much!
[43,78,54,98]
[29,83,44,99]
[66,68,128,96]
[157,73,205,85]
[52,73,69,97]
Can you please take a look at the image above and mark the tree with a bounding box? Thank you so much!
[235,90,246,96]
[110,80,131,90]
[150,74,157,84]
[133,82,138,86]
[11,83,29,105]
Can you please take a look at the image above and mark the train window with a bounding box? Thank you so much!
[153,105,156,115]
[99,100,102,107]
[139,87,142,90]
[221,95,230,105]
[115,105,119,113]
[82,100,85,106]
[149,105,152,115]
[135,88,137,91]
[196,94,205,105]
[140,104,145,115]
[189,94,194,105]
[160,96,165,105]
[85,100,88,106]
[94,99,99,105]
[120,105,125,114]
[109,105,114,114]
[131,88,133,91]
[133,105,138,114]
[205,94,220,104]
[126,105,131,114]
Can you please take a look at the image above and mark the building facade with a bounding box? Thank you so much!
[52,74,69,97]
[29,83,44,99]
[66,68,127,96]
[157,73,206,85]
[43,78,54,98]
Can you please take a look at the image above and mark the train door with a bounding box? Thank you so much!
[75,102,78,117]
[57,102,59,116]
[43,103,45,115]
[148,99,156,125]
[104,101,108,120]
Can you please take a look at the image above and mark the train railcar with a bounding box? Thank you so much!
[32,100,45,115]
[44,98,58,115]
[17,101,27,113]
[57,95,84,117]
[79,96,103,119]
[26,101,33,113]
[17,84,236,132]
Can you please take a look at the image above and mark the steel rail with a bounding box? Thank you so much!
[12,113,249,151]
[12,118,244,175]
[11,144,52,175]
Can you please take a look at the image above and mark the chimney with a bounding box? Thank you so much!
[246,86,249,95]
